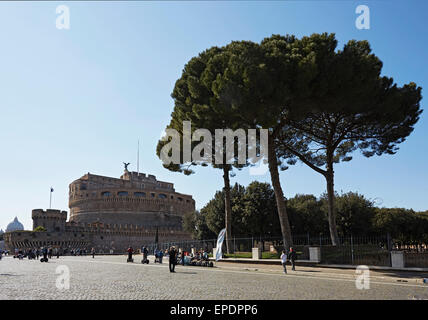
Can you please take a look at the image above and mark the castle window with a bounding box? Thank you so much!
[178,197,183,201]
[134,192,146,197]
[118,191,128,197]
[151,193,155,198]
[101,191,111,197]
[171,196,174,199]
[158,194,167,199]
[80,184,87,190]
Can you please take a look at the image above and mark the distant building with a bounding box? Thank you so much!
[0,229,4,251]
[69,169,194,228]
[4,168,194,253]
[6,217,24,232]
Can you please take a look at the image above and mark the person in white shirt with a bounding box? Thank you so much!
[280,249,287,274]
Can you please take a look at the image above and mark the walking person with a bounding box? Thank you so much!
[280,250,287,274]
[288,247,297,271]
[142,246,148,263]
[127,246,134,262]
[36,248,40,260]
[168,246,177,273]
[42,246,48,262]
[91,247,95,259]
[181,251,186,266]
[158,249,163,264]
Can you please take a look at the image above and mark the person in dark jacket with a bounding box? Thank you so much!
[127,246,134,261]
[142,246,148,263]
[42,247,48,261]
[288,247,297,271]
[168,247,177,273]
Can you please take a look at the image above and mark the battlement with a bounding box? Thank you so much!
[32,209,67,217]
[65,221,179,233]
[32,209,67,232]
[120,171,158,182]
[68,171,194,227]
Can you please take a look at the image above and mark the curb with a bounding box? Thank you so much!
[211,258,428,273]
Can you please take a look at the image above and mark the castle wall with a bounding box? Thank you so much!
[4,227,191,254]
[3,171,195,253]
[68,172,195,228]
[32,209,67,232]
[67,211,183,229]
[3,230,91,252]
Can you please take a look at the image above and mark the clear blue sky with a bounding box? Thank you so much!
[0,1,427,230]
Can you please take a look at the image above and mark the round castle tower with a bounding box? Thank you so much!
[68,169,195,230]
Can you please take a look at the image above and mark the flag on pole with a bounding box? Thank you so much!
[215,228,226,261]
[49,187,54,209]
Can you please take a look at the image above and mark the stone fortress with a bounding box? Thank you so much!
[4,167,194,253]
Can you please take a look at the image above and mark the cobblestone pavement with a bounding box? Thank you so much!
[1,255,427,300]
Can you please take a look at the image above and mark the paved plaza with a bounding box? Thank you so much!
[1,255,428,300]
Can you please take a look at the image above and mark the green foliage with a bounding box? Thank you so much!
[156,44,251,173]
[287,194,328,235]
[241,182,281,237]
[182,210,217,240]
[195,182,428,242]
[202,183,246,235]
[158,32,422,246]
[34,226,47,232]
[200,181,282,237]
[321,192,376,236]
[372,208,428,243]
[274,33,423,244]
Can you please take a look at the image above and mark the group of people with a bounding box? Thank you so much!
[69,248,88,256]
[5,243,299,276]
[0,249,8,259]
[11,247,60,260]
[154,248,164,263]
[177,248,209,266]
[126,245,179,273]
[1,246,96,261]
[280,247,298,274]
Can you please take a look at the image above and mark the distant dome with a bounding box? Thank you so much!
[6,217,24,232]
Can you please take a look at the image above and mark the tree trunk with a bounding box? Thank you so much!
[267,134,293,251]
[326,160,340,246]
[223,165,233,254]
